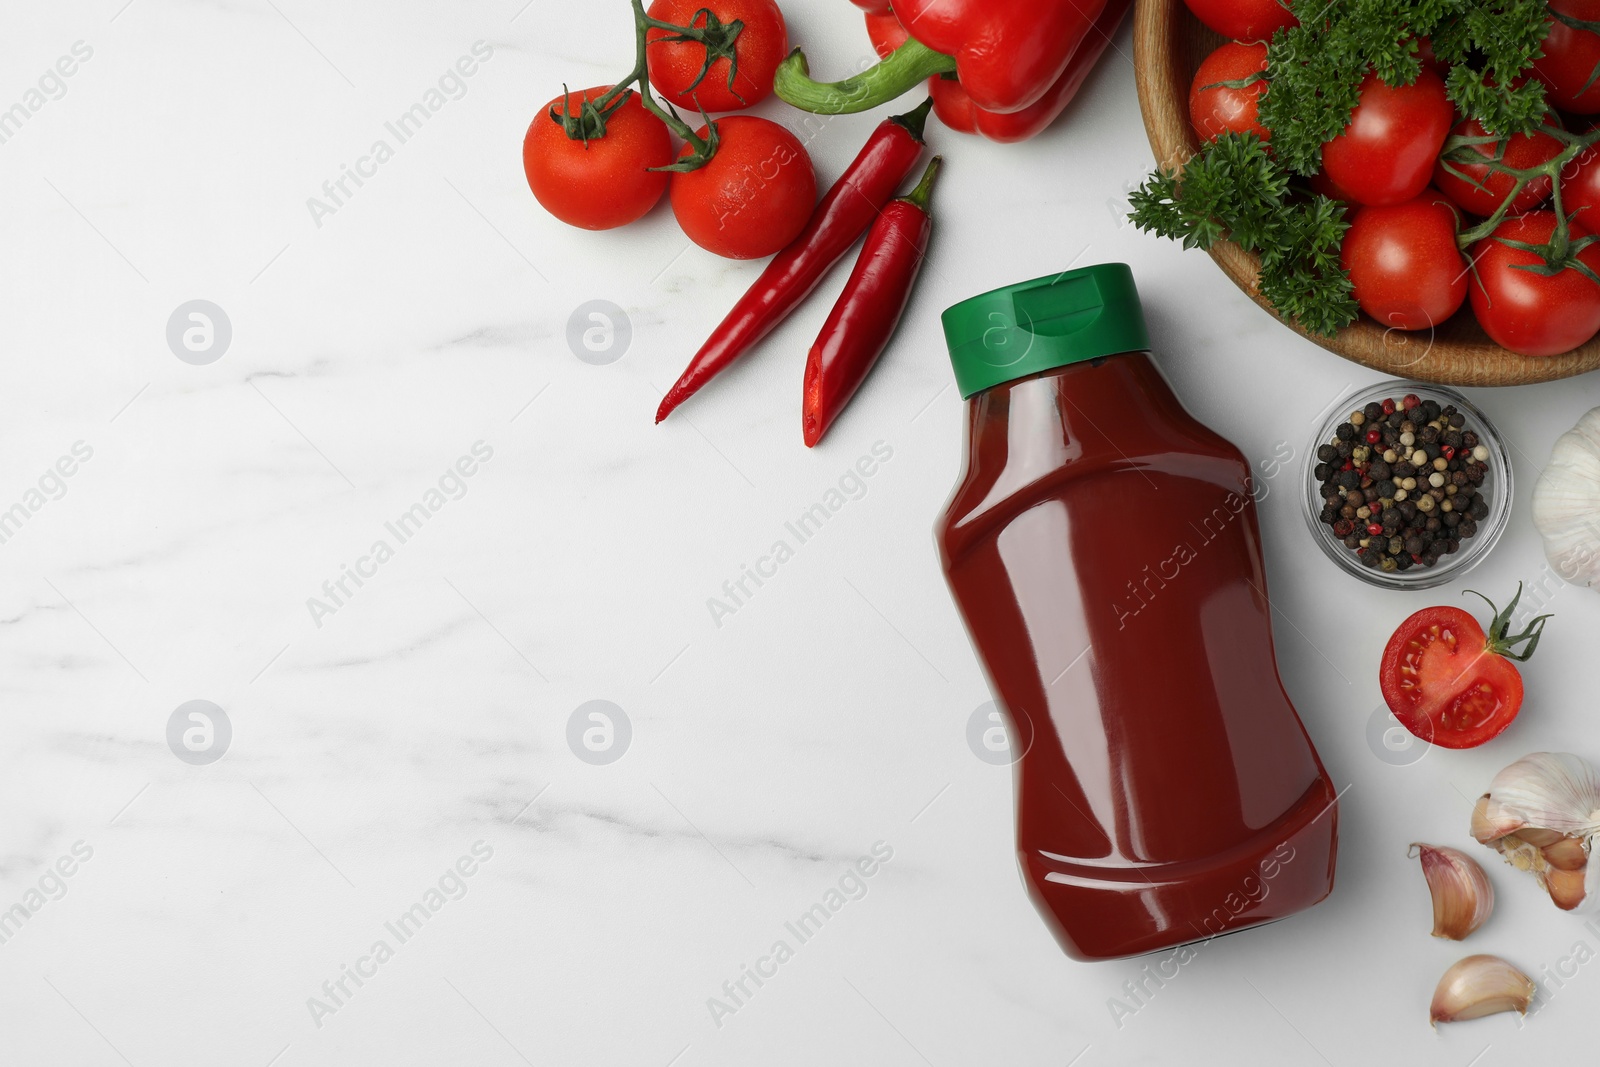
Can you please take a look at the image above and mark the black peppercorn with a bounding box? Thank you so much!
[1313,392,1492,573]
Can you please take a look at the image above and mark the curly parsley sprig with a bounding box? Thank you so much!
[1129,133,1356,335]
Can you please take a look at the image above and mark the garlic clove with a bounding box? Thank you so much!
[1473,752,1600,914]
[1543,836,1589,871]
[1471,794,1496,844]
[1517,827,1567,848]
[1410,843,1494,940]
[1548,866,1587,911]
[1430,955,1536,1026]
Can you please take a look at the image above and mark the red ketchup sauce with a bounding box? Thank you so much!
[935,265,1338,960]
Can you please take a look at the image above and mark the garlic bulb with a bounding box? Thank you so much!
[1430,954,1536,1025]
[1410,843,1494,939]
[1472,752,1600,912]
[1533,406,1600,589]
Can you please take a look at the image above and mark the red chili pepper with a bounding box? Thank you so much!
[860,1,1134,143]
[776,0,1122,142]
[802,158,941,447]
[655,99,931,423]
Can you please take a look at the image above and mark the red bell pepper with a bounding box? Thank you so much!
[861,1,1134,143]
[775,0,1123,137]
[803,157,941,447]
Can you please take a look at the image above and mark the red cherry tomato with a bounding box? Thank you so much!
[523,86,673,231]
[1321,68,1453,206]
[1189,42,1271,143]
[1416,36,1447,76]
[1180,0,1296,42]
[1561,145,1600,229]
[1468,211,1600,356]
[647,0,788,112]
[670,116,816,259]
[1341,196,1468,330]
[1433,117,1564,217]
[1309,168,1361,212]
[1533,0,1600,113]
[1379,595,1542,749]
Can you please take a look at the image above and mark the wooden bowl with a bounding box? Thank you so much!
[1131,0,1600,386]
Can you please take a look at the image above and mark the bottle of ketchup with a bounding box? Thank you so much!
[935,264,1338,961]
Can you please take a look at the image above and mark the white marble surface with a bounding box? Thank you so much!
[5,1,1600,1064]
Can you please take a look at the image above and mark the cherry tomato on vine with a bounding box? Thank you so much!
[1561,145,1600,228]
[1533,0,1600,114]
[1340,196,1467,330]
[1179,0,1295,42]
[1416,36,1447,77]
[1378,588,1548,750]
[1189,42,1270,143]
[1433,116,1564,218]
[1321,68,1453,206]
[1468,211,1600,356]
[647,0,788,112]
[670,115,816,259]
[523,86,674,231]
[1308,168,1362,213]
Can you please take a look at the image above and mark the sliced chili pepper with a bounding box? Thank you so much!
[655,98,932,424]
[802,157,941,447]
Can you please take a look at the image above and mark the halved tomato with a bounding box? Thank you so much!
[1378,587,1549,749]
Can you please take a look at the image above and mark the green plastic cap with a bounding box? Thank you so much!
[941,263,1150,398]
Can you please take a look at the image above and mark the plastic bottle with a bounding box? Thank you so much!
[935,264,1338,961]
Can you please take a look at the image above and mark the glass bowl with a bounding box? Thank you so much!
[1301,380,1513,589]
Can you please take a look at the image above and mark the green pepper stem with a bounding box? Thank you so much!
[889,96,935,142]
[899,156,942,212]
[773,37,957,115]
[1454,122,1600,249]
